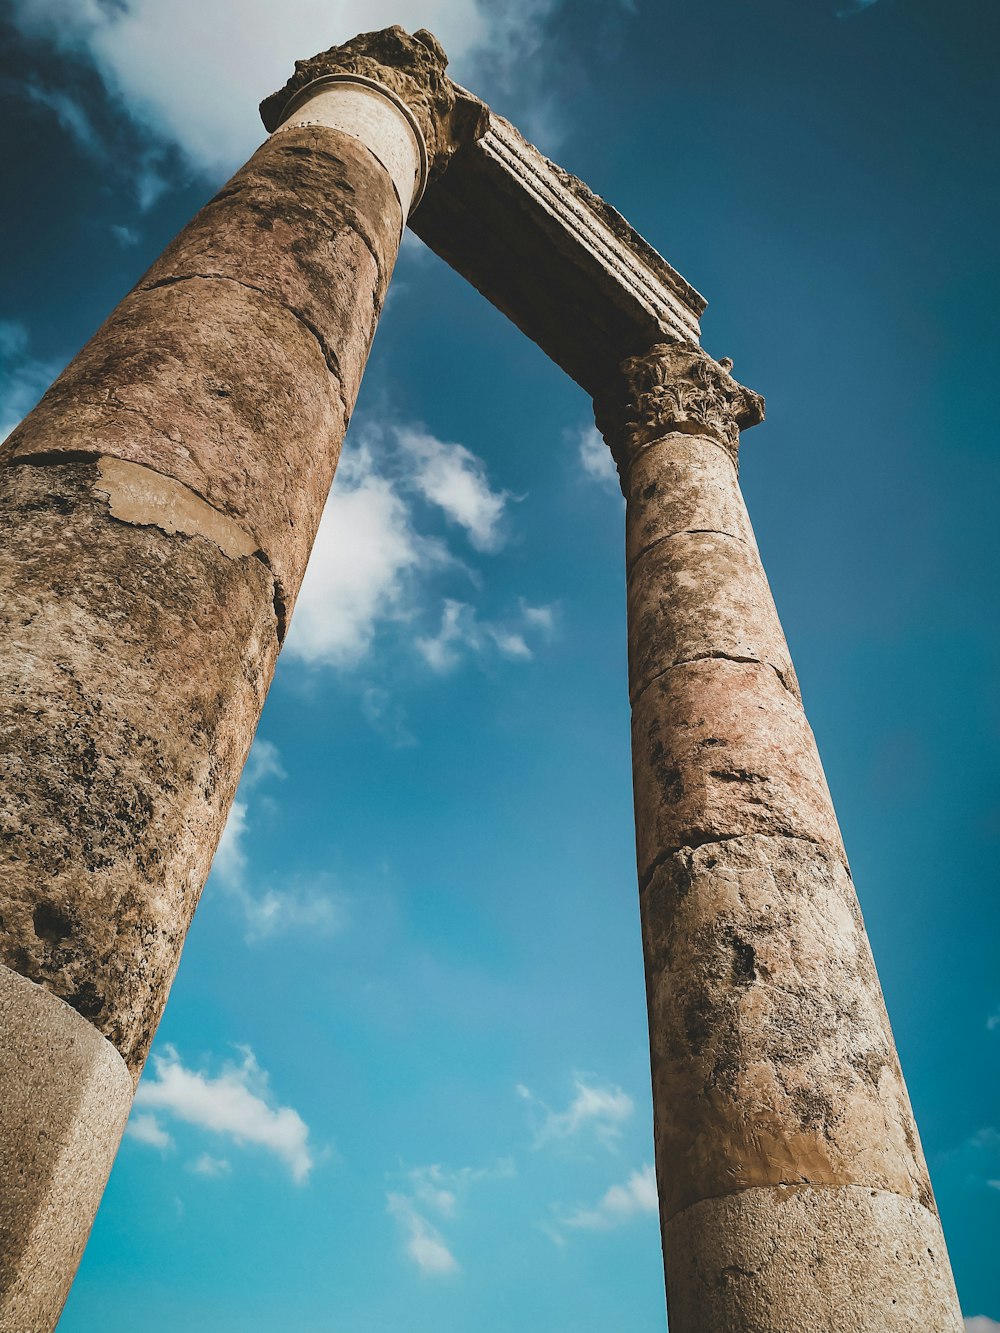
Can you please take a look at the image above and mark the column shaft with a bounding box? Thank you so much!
[0,64,428,1329]
[599,343,962,1331]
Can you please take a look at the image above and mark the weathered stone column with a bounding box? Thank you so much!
[596,342,962,1331]
[0,26,463,1330]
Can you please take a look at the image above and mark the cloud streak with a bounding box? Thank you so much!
[134,1044,314,1183]
[518,1076,635,1149]
[561,1164,658,1230]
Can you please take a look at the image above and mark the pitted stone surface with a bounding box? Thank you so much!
[139,125,401,405]
[627,530,796,703]
[0,964,132,1332]
[643,835,930,1217]
[662,1185,962,1331]
[630,658,843,879]
[0,462,278,1072]
[624,433,757,571]
[2,279,345,615]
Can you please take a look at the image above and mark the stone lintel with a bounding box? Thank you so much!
[262,26,705,399]
[409,108,706,396]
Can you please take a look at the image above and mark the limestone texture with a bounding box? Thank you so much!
[598,338,963,1328]
[140,126,402,404]
[0,964,132,1332]
[623,434,756,572]
[0,39,417,1322]
[627,529,796,702]
[630,657,843,878]
[0,461,278,1073]
[663,1185,962,1332]
[2,280,341,622]
[643,835,931,1217]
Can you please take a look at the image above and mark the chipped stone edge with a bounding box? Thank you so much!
[94,456,258,559]
[662,1182,964,1330]
[0,963,133,1333]
[273,73,428,217]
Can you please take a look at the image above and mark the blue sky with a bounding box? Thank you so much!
[1,0,998,1327]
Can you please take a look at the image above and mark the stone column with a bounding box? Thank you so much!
[596,342,962,1331]
[0,26,458,1330]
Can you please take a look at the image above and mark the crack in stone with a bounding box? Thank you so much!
[630,651,798,708]
[637,829,827,895]
[663,1178,943,1227]
[139,272,353,424]
[625,526,751,580]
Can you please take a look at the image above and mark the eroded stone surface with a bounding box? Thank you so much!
[0,462,278,1072]
[139,125,400,405]
[2,279,345,615]
[0,964,132,1332]
[630,658,843,879]
[624,433,756,570]
[627,530,796,703]
[663,1185,963,1331]
[643,835,930,1217]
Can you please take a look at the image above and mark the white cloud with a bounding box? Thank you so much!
[387,1158,513,1274]
[265,421,553,678]
[286,446,444,669]
[416,597,553,673]
[242,737,286,788]
[562,1164,658,1230]
[965,1320,1000,1332]
[519,1077,635,1148]
[987,1006,1000,1031]
[0,320,61,442]
[387,1194,460,1275]
[574,424,620,491]
[7,0,561,180]
[126,1111,174,1151]
[406,1159,516,1217]
[189,1152,232,1178]
[135,1044,314,1183]
[212,744,343,941]
[396,426,509,552]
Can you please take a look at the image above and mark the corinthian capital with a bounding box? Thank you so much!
[260,25,488,183]
[596,341,765,468]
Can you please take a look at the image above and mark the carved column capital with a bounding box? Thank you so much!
[260,26,487,189]
[595,340,765,472]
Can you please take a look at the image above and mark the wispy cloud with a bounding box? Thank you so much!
[518,1076,635,1149]
[560,1163,657,1230]
[134,1044,314,1183]
[286,443,447,670]
[415,597,553,673]
[188,1152,231,1178]
[387,1194,460,1275]
[964,1320,1000,1332]
[14,79,106,157]
[126,1111,174,1151]
[387,1158,514,1275]
[0,320,62,442]
[212,740,344,942]
[396,426,510,552]
[285,423,551,678]
[835,0,880,16]
[572,424,620,492]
